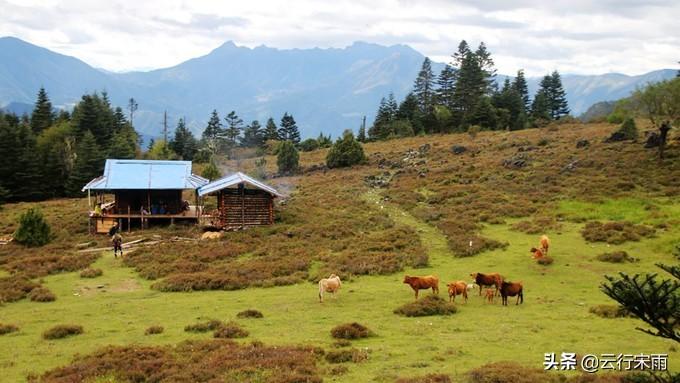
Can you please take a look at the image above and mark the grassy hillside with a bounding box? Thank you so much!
[0,122,678,382]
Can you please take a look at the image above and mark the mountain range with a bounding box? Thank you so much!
[0,36,675,139]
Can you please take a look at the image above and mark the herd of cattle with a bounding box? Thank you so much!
[318,235,551,306]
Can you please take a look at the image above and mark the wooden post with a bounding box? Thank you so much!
[240,184,245,228]
[269,196,273,225]
[127,206,131,233]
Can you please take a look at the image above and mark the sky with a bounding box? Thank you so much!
[1,0,678,76]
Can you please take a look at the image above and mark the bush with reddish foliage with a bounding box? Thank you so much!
[34,340,323,383]
[236,309,263,319]
[80,268,103,278]
[0,275,39,303]
[213,322,249,339]
[42,325,83,340]
[0,323,19,335]
[28,286,56,302]
[330,322,372,340]
[144,326,164,335]
[396,374,452,383]
[324,348,369,364]
[184,319,223,333]
[581,221,654,244]
[394,295,457,317]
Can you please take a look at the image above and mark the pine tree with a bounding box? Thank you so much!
[413,58,436,114]
[30,87,54,134]
[277,140,299,174]
[223,110,244,146]
[169,118,197,160]
[66,130,104,196]
[531,88,551,121]
[471,96,498,130]
[0,115,23,200]
[37,122,76,198]
[474,42,497,95]
[202,110,223,140]
[13,124,45,200]
[357,117,367,143]
[547,70,570,119]
[241,120,264,147]
[263,117,279,141]
[369,97,392,140]
[278,113,300,144]
[512,69,530,112]
[451,40,471,68]
[436,65,456,109]
[397,93,423,134]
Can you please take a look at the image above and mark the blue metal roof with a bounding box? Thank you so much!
[82,159,209,191]
[197,172,283,197]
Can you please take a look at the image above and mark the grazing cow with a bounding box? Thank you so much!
[403,275,439,300]
[540,235,550,255]
[318,274,341,303]
[469,272,503,296]
[485,288,495,304]
[500,281,524,306]
[446,281,468,303]
[530,247,545,259]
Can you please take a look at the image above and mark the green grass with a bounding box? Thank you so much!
[558,197,680,225]
[1,194,679,382]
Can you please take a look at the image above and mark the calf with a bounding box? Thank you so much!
[469,272,503,296]
[446,281,468,303]
[403,275,439,300]
[500,281,524,306]
[485,288,495,304]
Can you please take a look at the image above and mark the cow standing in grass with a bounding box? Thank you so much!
[540,235,550,255]
[446,281,468,303]
[470,272,503,296]
[318,274,341,303]
[500,281,524,306]
[403,275,439,300]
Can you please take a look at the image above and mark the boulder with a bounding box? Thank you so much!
[576,139,590,148]
[451,145,467,155]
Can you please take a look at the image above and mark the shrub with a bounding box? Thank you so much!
[394,295,457,317]
[596,251,637,263]
[299,138,320,152]
[184,319,224,333]
[0,275,40,303]
[581,221,654,244]
[36,340,323,382]
[213,321,249,339]
[333,339,351,348]
[43,325,83,340]
[589,304,632,318]
[0,323,19,335]
[619,118,638,140]
[330,322,372,339]
[324,348,368,364]
[396,374,452,383]
[468,361,556,383]
[201,160,221,181]
[236,309,263,319]
[80,268,103,278]
[144,325,164,335]
[326,130,367,169]
[277,140,299,174]
[537,256,554,265]
[28,286,56,302]
[14,208,51,247]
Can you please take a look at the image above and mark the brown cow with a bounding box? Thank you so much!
[446,281,468,303]
[403,275,439,300]
[485,288,495,304]
[530,247,544,259]
[500,281,524,306]
[540,235,550,255]
[470,272,503,296]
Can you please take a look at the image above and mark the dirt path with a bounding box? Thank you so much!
[362,190,452,268]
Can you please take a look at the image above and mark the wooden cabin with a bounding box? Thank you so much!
[197,172,283,228]
[82,159,208,233]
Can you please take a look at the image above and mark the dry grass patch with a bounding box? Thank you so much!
[324,348,369,364]
[28,286,56,302]
[396,374,452,383]
[144,325,164,335]
[581,221,655,244]
[589,305,633,319]
[213,322,249,339]
[79,268,102,278]
[236,309,264,319]
[0,275,39,303]
[0,323,19,335]
[184,319,224,333]
[596,251,638,263]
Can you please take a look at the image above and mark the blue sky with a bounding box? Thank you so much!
[1,0,678,76]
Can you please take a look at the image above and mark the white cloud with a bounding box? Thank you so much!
[0,0,677,75]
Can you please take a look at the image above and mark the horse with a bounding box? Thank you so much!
[446,281,468,303]
[500,281,524,306]
[403,275,439,300]
[540,235,550,255]
[469,272,503,296]
[318,274,341,303]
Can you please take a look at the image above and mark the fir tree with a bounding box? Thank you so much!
[264,117,279,141]
[474,42,497,95]
[317,132,332,148]
[471,96,497,130]
[512,69,530,112]
[357,117,367,143]
[13,123,45,200]
[369,97,392,140]
[169,118,197,160]
[436,65,456,109]
[397,93,424,134]
[37,123,76,198]
[531,89,551,121]
[413,57,436,114]
[30,87,54,134]
[278,113,300,144]
[277,140,299,174]
[202,110,223,140]
[547,70,570,119]
[66,130,104,196]
[241,120,264,147]
[14,208,51,247]
[223,110,244,146]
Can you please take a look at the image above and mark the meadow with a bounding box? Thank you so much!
[0,122,678,382]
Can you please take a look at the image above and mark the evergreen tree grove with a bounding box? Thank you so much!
[30,87,54,134]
